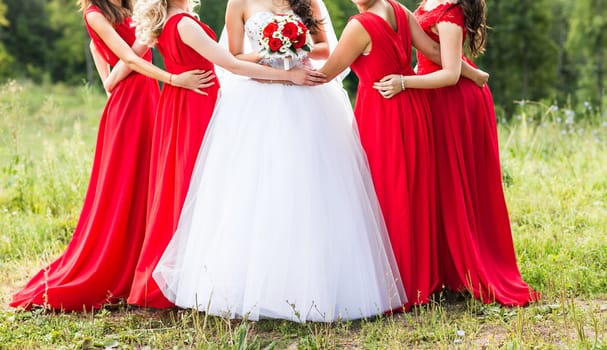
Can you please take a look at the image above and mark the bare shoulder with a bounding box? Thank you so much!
[176,14,199,30]
[176,14,209,40]
[227,0,247,13]
[342,17,370,39]
[85,9,113,33]
[85,10,106,24]
[310,0,322,18]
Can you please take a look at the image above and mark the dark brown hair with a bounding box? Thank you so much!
[80,0,133,24]
[288,0,320,33]
[452,0,487,57]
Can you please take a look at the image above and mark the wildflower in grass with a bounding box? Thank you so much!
[565,115,574,125]
[565,109,575,121]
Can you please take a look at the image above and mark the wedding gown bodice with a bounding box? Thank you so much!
[244,11,308,69]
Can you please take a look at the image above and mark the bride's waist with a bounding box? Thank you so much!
[259,55,306,69]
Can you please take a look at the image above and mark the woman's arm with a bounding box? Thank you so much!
[307,0,330,60]
[106,42,216,93]
[318,19,369,81]
[407,7,488,87]
[374,20,462,98]
[86,11,212,94]
[178,16,325,85]
[226,0,261,63]
[104,42,148,92]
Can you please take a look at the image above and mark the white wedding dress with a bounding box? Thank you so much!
[152,10,406,322]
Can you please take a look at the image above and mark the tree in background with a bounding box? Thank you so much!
[566,0,607,110]
[46,0,88,84]
[477,0,558,114]
[0,0,13,78]
[198,0,228,35]
[0,0,605,116]
[549,0,577,105]
[2,0,53,82]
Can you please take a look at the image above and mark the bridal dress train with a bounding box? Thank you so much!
[153,11,406,322]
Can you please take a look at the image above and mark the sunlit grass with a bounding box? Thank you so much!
[0,82,606,349]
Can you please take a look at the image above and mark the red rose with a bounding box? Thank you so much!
[293,33,307,49]
[297,21,307,32]
[263,22,279,39]
[281,22,299,41]
[268,37,283,52]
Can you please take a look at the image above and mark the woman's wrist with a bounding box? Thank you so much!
[400,75,405,92]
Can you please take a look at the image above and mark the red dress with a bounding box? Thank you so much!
[414,3,538,305]
[10,6,159,311]
[350,0,440,309]
[127,13,220,308]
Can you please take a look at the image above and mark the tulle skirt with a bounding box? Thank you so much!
[153,78,406,322]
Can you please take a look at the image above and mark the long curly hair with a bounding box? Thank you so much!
[287,0,320,33]
[133,0,200,46]
[79,0,132,24]
[453,0,487,57]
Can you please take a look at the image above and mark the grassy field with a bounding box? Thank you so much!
[0,81,606,349]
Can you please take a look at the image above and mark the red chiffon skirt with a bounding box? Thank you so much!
[354,84,440,310]
[10,73,159,311]
[127,84,219,308]
[429,78,538,306]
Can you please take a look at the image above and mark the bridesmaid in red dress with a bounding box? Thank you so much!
[319,0,486,309]
[122,0,325,308]
[408,0,538,305]
[10,0,226,311]
[10,0,176,311]
[411,0,538,305]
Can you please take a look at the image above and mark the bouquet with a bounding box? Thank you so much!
[259,14,312,70]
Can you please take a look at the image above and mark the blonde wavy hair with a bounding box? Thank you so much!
[133,0,200,46]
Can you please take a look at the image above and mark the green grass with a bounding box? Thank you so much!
[1,81,606,349]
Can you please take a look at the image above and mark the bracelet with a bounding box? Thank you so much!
[400,75,405,92]
[168,73,174,85]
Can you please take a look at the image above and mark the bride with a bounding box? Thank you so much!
[152,0,406,322]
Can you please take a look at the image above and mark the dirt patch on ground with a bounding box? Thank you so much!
[0,262,43,312]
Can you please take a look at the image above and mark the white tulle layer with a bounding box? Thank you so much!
[153,78,406,322]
